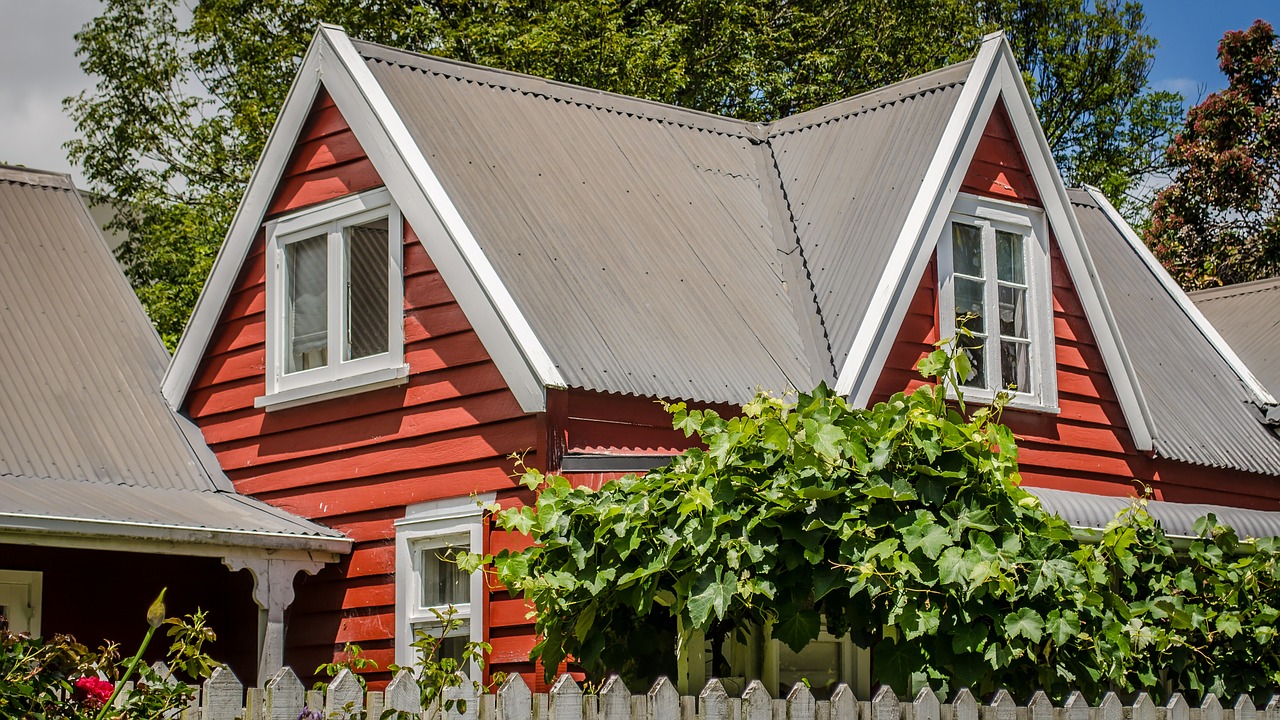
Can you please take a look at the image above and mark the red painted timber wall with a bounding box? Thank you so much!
[185,87,539,683]
[871,99,1280,508]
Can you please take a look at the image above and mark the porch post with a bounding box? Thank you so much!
[223,556,327,685]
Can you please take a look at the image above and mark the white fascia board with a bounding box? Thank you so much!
[1083,185,1278,407]
[319,25,560,413]
[837,35,1157,452]
[161,30,328,408]
[0,514,348,560]
[984,41,1155,452]
[837,33,1003,404]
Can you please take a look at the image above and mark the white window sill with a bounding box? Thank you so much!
[255,363,410,411]
[953,388,1060,415]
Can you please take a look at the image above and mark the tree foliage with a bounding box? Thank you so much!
[469,349,1280,701]
[66,0,1179,346]
[1146,20,1280,290]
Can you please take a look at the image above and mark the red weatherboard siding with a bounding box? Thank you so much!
[185,87,538,683]
[871,100,1280,509]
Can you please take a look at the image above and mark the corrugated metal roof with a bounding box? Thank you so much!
[770,63,970,369]
[1071,190,1280,475]
[342,38,1280,477]
[1029,486,1280,539]
[355,41,972,404]
[0,166,346,548]
[1191,277,1280,397]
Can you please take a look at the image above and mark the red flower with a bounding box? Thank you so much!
[74,676,115,709]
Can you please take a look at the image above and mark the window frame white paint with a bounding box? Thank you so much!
[937,193,1057,412]
[258,187,408,410]
[394,494,492,681]
[0,570,42,637]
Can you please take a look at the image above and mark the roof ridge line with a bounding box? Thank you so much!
[357,43,763,140]
[0,165,76,191]
[1189,277,1280,301]
[757,136,836,383]
[766,60,974,137]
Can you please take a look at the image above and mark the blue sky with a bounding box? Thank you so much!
[1145,1,1277,102]
[0,1,1275,188]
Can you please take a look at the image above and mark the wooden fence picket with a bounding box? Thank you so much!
[202,665,243,720]
[107,661,1280,720]
[830,684,858,720]
[327,667,363,717]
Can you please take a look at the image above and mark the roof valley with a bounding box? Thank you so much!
[755,136,837,385]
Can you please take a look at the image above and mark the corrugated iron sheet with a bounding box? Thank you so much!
[0,166,345,545]
[770,64,969,369]
[357,42,971,404]
[1029,485,1280,539]
[362,43,815,405]
[350,39,1280,477]
[0,472,346,548]
[1191,277,1280,397]
[1072,191,1280,475]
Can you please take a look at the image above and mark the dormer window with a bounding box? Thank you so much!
[938,194,1056,412]
[257,188,408,410]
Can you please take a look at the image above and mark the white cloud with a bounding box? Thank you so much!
[0,0,104,187]
[1153,77,1209,104]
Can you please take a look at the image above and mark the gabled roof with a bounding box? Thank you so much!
[1191,277,1280,398]
[0,165,347,557]
[170,28,1144,418]
[1071,188,1280,475]
[163,27,1280,474]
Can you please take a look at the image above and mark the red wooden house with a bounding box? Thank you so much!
[161,26,1280,693]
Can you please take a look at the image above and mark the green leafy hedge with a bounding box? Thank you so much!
[466,349,1280,702]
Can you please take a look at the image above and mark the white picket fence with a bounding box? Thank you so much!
[123,662,1280,720]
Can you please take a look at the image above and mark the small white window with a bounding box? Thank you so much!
[258,188,408,410]
[0,570,42,636]
[395,495,492,680]
[938,194,1057,412]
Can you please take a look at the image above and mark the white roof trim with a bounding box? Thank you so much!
[0,513,348,558]
[836,33,1156,452]
[835,34,999,403]
[162,30,326,407]
[1083,185,1278,407]
[320,25,560,412]
[163,25,559,413]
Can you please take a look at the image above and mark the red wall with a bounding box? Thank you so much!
[185,87,539,683]
[872,99,1280,509]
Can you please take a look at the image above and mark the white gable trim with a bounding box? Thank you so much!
[836,33,1156,452]
[1083,186,1277,407]
[163,25,560,413]
[161,31,325,407]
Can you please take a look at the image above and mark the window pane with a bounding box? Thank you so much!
[998,285,1028,339]
[996,231,1025,284]
[422,546,469,608]
[1001,341,1032,393]
[778,638,842,700]
[952,223,983,277]
[954,277,985,336]
[345,218,391,360]
[410,624,469,670]
[959,338,986,389]
[286,234,328,373]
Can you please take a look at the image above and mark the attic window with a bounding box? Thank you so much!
[938,194,1057,412]
[257,188,408,410]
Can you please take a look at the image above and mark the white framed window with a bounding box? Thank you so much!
[938,194,1057,412]
[257,187,408,410]
[394,494,492,679]
[0,570,42,636]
